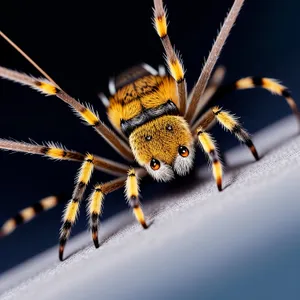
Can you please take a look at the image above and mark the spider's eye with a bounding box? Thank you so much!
[178,146,189,157]
[166,124,173,131]
[150,158,160,170]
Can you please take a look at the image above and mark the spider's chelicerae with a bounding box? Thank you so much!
[0,0,299,261]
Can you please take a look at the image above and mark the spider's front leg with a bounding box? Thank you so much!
[195,127,223,191]
[125,168,148,229]
[59,154,95,261]
[194,105,260,192]
[87,169,148,249]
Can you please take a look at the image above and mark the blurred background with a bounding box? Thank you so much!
[0,0,299,273]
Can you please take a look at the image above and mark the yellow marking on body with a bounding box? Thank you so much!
[262,78,284,95]
[212,107,237,131]
[20,207,35,220]
[89,187,104,215]
[107,76,179,131]
[168,59,184,82]
[198,131,215,153]
[1,219,16,235]
[236,77,254,89]
[80,109,99,126]
[47,148,65,159]
[41,196,58,210]
[38,82,57,95]
[155,15,167,38]
[79,154,94,184]
[64,201,79,223]
[133,206,147,228]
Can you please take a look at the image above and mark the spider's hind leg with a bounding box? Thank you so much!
[217,76,300,128]
[0,195,66,238]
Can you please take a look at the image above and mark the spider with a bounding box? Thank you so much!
[0,0,299,261]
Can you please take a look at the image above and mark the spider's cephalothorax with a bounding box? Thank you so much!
[106,66,195,181]
[0,0,299,261]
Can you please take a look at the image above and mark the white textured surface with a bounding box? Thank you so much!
[1,116,300,300]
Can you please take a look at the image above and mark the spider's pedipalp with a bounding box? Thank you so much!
[186,0,245,122]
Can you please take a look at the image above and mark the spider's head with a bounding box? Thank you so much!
[129,115,195,182]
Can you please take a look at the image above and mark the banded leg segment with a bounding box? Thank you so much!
[185,0,245,122]
[87,176,127,248]
[0,66,134,161]
[59,154,94,261]
[0,139,129,176]
[125,168,147,229]
[217,76,300,126]
[194,107,259,161]
[0,195,65,237]
[153,0,187,115]
[196,128,223,191]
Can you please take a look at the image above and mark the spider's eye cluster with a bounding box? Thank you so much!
[150,158,160,170]
[178,145,189,157]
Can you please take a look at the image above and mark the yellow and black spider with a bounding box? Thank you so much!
[0,0,299,261]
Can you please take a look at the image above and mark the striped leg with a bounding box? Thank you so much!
[216,76,300,127]
[0,139,129,176]
[87,177,127,248]
[125,168,147,229]
[153,0,187,115]
[0,66,133,161]
[196,128,223,191]
[59,154,94,261]
[185,0,245,122]
[88,169,148,248]
[0,195,65,237]
[194,107,259,161]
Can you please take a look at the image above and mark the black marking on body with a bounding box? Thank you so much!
[14,213,24,225]
[282,89,291,98]
[209,150,218,163]
[63,220,72,230]
[40,147,49,155]
[232,125,242,134]
[91,212,99,223]
[33,202,44,214]
[121,100,179,137]
[251,77,263,86]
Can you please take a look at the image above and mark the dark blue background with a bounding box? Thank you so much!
[0,0,299,273]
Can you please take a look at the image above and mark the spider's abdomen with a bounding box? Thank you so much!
[107,70,179,135]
